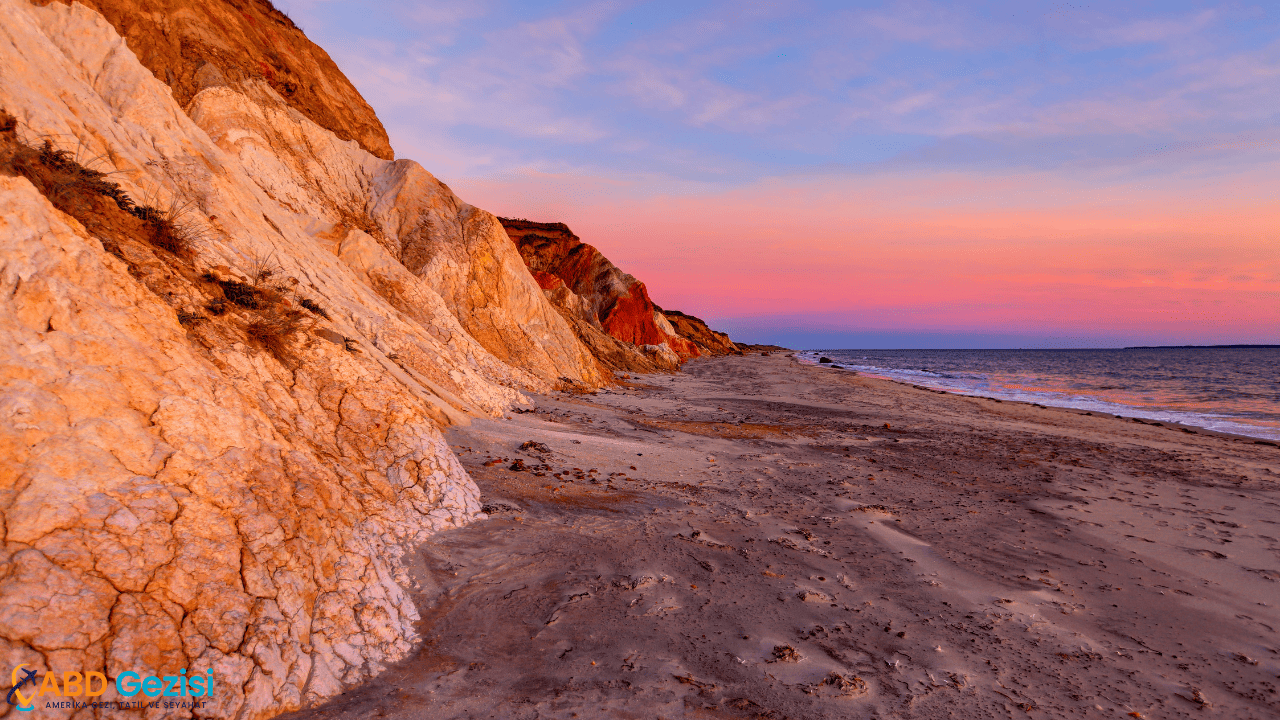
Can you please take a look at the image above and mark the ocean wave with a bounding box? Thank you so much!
[796,351,1280,442]
[799,353,955,379]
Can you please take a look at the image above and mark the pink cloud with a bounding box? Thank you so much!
[453,165,1280,341]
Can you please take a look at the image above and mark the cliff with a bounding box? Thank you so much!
[500,218,738,368]
[0,0,606,717]
[660,308,742,358]
[38,0,395,161]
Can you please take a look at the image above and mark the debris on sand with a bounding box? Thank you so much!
[806,672,869,698]
[673,673,716,691]
[520,440,552,454]
[771,644,801,662]
[1177,687,1211,708]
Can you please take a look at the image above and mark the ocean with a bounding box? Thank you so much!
[797,348,1280,442]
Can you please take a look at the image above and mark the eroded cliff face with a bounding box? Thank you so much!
[501,219,683,369]
[185,79,606,390]
[1,173,476,718]
[660,309,741,358]
[39,0,395,161]
[500,218,738,368]
[0,0,605,717]
[535,272,674,375]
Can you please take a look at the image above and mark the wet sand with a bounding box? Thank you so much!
[284,354,1280,719]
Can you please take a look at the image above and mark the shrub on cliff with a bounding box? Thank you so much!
[299,296,331,319]
[246,308,307,367]
[0,108,17,134]
[0,108,198,258]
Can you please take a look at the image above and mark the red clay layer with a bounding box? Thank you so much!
[501,218,676,350]
[500,218,741,364]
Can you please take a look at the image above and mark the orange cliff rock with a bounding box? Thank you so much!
[501,219,667,343]
[38,0,395,161]
[659,307,741,358]
[499,218,738,367]
[0,1,607,718]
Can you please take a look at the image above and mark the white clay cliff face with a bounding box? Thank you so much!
[0,0,603,717]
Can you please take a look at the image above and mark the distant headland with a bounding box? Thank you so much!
[1123,344,1280,349]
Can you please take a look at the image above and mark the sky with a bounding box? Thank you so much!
[276,0,1280,348]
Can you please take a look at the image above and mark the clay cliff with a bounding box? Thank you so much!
[0,0,608,717]
[659,308,741,358]
[500,218,738,370]
[38,0,395,161]
[0,0,738,716]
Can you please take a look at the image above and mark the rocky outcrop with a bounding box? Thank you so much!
[660,308,741,358]
[500,219,678,369]
[186,79,606,390]
[500,220,666,343]
[0,0,607,717]
[1,173,477,718]
[41,0,395,160]
[535,272,673,374]
[500,218,737,369]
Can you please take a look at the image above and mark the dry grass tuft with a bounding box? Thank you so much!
[247,249,283,287]
[1,111,202,259]
[246,309,306,367]
[131,197,205,258]
[218,279,262,308]
[298,297,330,319]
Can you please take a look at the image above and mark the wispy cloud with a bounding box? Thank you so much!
[274,0,1280,344]
[855,0,1011,50]
[281,0,1280,179]
[1099,9,1217,45]
[607,56,809,130]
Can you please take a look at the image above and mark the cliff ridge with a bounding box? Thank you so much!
[500,218,739,371]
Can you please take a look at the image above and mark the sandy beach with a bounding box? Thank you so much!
[285,353,1280,719]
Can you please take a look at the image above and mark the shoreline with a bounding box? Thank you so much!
[857,370,1278,447]
[285,353,1280,719]
[798,353,1280,445]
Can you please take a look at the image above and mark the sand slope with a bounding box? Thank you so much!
[287,354,1280,719]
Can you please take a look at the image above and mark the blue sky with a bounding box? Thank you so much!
[277,0,1280,348]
